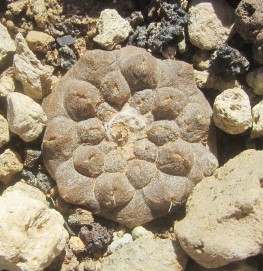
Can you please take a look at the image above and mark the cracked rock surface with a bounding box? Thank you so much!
[42,45,218,227]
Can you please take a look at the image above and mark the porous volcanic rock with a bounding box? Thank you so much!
[42,46,218,227]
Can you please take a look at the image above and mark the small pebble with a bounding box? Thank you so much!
[107,233,133,254]
[131,226,154,240]
[0,115,10,148]
[0,75,15,97]
[0,149,23,184]
[251,100,263,138]
[7,92,47,142]
[213,87,252,134]
[26,30,55,53]
[56,35,75,47]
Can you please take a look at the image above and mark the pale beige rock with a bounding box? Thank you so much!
[69,236,86,254]
[13,33,54,100]
[27,0,48,29]
[0,115,10,148]
[7,0,27,15]
[194,70,240,91]
[0,149,23,184]
[7,92,47,142]
[101,237,188,271]
[213,88,252,134]
[188,0,234,50]
[0,182,69,271]
[192,50,212,71]
[246,67,263,96]
[187,260,258,271]
[0,23,16,67]
[251,100,263,138]
[26,31,55,53]
[93,9,132,50]
[175,149,263,268]
[0,75,15,97]
[131,226,154,240]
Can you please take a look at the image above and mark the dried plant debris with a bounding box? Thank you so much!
[209,44,250,78]
[42,45,218,227]
[129,2,188,57]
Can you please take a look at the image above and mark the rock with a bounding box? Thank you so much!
[69,236,86,254]
[0,149,23,184]
[7,0,27,15]
[251,100,263,138]
[131,226,154,240]
[0,75,15,97]
[60,245,79,271]
[13,33,54,100]
[186,260,258,271]
[101,237,188,271]
[26,31,55,53]
[213,87,252,134]
[42,46,218,227]
[56,35,75,47]
[129,3,188,56]
[23,148,42,168]
[246,67,263,95]
[194,70,240,91]
[78,260,98,271]
[67,207,94,227]
[253,31,263,65]
[93,9,132,50]
[7,92,47,142]
[188,0,234,50]
[107,233,133,254]
[0,114,10,147]
[79,223,113,253]
[58,45,77,70]
[234,0,263,43]
[26,0,48,29]
[192,50,212,71]
[210,44,250,78]
[21,168,54,193]
[175,149,263,268]
[0,182,69,271]
[0,23,16,68]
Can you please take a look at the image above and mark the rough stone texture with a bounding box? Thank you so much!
[0,182,69,271]
[253,31,263,65]
[234,0,263,43]
[67,207,94,227]
[101,237,188,271]
[26,30,55,53]
[7,92,47,142]
[0,114,10,148]
[131,226,154,240]
[175,149,263,268]
[194,70,240,92]
[107,233,133,254]
[210,44,250,78]
[186,260,258,271]
[188,0,234,50]
[0,149,23,184]
[93,9,132,50]
[213,87,252,134]
[246,67,263,95]
[251,100,263,138]
[68,236,86,254]
[42,45,218,227]
[192,50,212,71]
[13,33,54,100]
[0,23,16,67]
[0,75,15,97]
[26,0,48,29]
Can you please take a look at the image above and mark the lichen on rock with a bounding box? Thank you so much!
[42,45,218,227]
